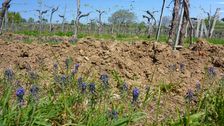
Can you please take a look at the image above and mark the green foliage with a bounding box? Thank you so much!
[8,12,26,23]
[0,65,146,125]
[108,9,136,25]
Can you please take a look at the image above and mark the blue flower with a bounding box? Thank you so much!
[71,69,77,75]
[195,81,201,92]
[132,87,139,102]
[89,83,95,93]
[111,110,118,119]
[208,67,216,77]
[30,85,39,101]
[53,63,58,70]
[4,68,14,81]
[61,75,67,85]
[185,89,194,102]
[16,87,25,104]
[75,64,80,70]
[100,74,109,88]
[81,82,87,93]
[122,82,128,91]
[71,64,80,76]
[179,63,185,72]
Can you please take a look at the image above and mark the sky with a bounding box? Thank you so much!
[8,0,224,24]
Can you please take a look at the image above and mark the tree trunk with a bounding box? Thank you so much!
[0,0,11,34]
[168,0,180,45]
[73,0,80,39]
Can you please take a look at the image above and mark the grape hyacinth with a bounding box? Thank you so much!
[179,63,185,72]
[208,67,216,77]
[60,75,67,86]
[81,82,87,93]
[121,82,128,92]
[71,64,80,76]
[132,87,139,103]
[111,110,118,119]
[16,87,25,105]
[30,85,39,102]
[89,83,95,94]
[53,63,58,70]
[100,74,109,88]
[4,68,14,81]
[195,81,201,92]
[185,89,194,103]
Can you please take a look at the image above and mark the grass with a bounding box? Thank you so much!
[14,30,224,45]
[0,59,224,125]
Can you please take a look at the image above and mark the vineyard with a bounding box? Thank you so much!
[0,0,224,126]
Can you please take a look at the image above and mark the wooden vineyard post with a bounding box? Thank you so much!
[195,19,201,38]
[173,1,184,50]
[156,0,166,41]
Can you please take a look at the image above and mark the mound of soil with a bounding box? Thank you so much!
[0,34,224,122]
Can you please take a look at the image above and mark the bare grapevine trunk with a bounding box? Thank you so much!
[0,0,11,34]
[168,0,180,45]
[73,0,80,39]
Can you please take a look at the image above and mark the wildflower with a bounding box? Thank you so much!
[30,85,39,101]
[208,66,216,77]
[53,63,58,70]
[75,64,80,70]
[61,75,67,85]
[100,74,109,88]
[132,87,139,102]
[71,64,80,76]
[89,83,95,94]
[71,69,77,75]
[111,110,118,119]
[195,81,201,92]
[16,87,25,105]
[4,68,14,81]
[185,89,194,103]
[81,82,87,93]
[122,82,128,91]
[179,63,185,72]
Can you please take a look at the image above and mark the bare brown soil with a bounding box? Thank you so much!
[0,33,224,122]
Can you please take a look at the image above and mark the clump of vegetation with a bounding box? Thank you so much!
[0,59,223,125]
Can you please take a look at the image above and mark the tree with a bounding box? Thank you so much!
[143,10,157,38]
[8,12,24,23]
[96,9,105,34]
[72,0,90,41]
[108,9,136,34]
[0,0,11,34]
[168,0,180,45]
[221,18,224,22]
[108,9,136,25]
[28,17,35,23]
[49,6,58,32]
